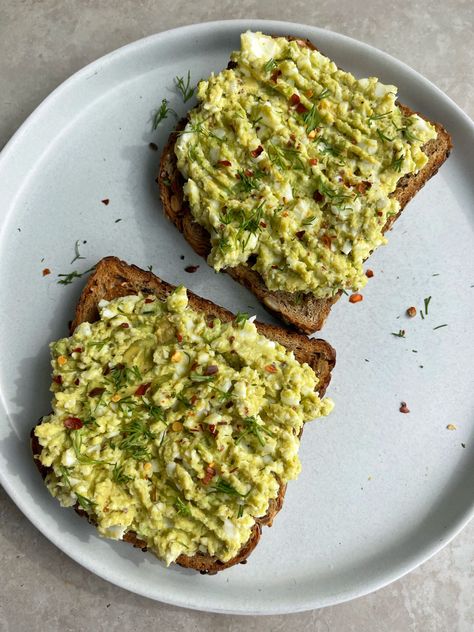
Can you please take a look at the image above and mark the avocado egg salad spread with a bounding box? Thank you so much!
[175,32,437,297]
[35,289,333,565]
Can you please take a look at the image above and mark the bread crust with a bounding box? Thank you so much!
[158,36,452,333]
[32,257,335,573]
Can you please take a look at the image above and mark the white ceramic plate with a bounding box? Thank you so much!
[0,20,473,615]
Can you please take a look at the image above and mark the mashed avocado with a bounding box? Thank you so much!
[175,31,437,297]
[35,288,333,565]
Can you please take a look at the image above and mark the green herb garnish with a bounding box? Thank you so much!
[424,296,432,316]
[236,416,274,447]
[174,497,191,517]
[433,324,448,330]
[237,504,244,518]
[391,329,406,338]
[175,70,195,102]
[111,463,132,485]
[234,312,249,327]
[119,419,155,461]
[391,154,404,172]
[57,267,95,286]
[303,104,322,133]
[75,493,96,513]
[376,129,395,143]
[176,393,191,408]
[152,98,176,130]
[263,58,278,73]
[235,169,263,193]
[210,478,247,497]
[368,111,392,124]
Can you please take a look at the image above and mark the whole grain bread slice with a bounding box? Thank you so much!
[158,36,452,334]
[32,256,335,574]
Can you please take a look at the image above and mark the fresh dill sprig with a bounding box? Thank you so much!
[316,87,330,100]
[235,169,264,194]
[209,478,247,497]
[302,215,316,225]
[424,296,432,316]
[174,496,191,517]
[57,267,95,286]
[234,312,249,327]
[119,419,155,461]
[142,398,165,422]
[176,393,191,408]
[152,98,176,130]
[70,240,86,265]
[391,330,406,338]
[263,58,278,73]
[391,154,404,171]
[235,416,274,447]
[175,70,195,103]
[433,324,448,330]
[303,104,322,133]
[368,111,392,124]
[376,129,395,143]
[111,463,132,485]
[72,432,108,465]
[75,493,96,512]
[319,141,341,157]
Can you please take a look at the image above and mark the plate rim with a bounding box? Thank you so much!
[0,18,473,615]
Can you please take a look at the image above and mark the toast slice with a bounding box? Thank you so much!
[32,256,335,573]
[158,36,452,334]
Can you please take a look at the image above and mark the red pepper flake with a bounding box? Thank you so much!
[244,169,253,177]
[42,268,51,276]
[356,181,372,194]
[320,234,332,249]
[399,402,410,414]
[201,465,216,486]
[71,347,83,353]
[63,417,83,430]
[135,383,151,397]
[120,322,130,328]
[52,375,63,385]
[89,387,105,397]
[101,198,110,206]
[309,158,318,166]
[295,103,307,114]
[406,306,417,317]
[176,333,183,343]
[204,365,219,376]
[270,69,282,83]
[271,264,279,269]
[74,378,80,385]
[349,293,364,303]
[376,210,383,217]
[313,190,324,203]
[295,230,306,240]
[184,265,199,273]
[208,424,217,437]
[190,395,198,405]
[260,221,267,228]
[217,160,232,167]
[365,269,374,278]
[289,93,301,106]
[144,297,155,304]
[265,364,277,373]
[251,145,264,158]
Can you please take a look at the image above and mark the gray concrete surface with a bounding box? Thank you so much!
[0,1,473,630]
